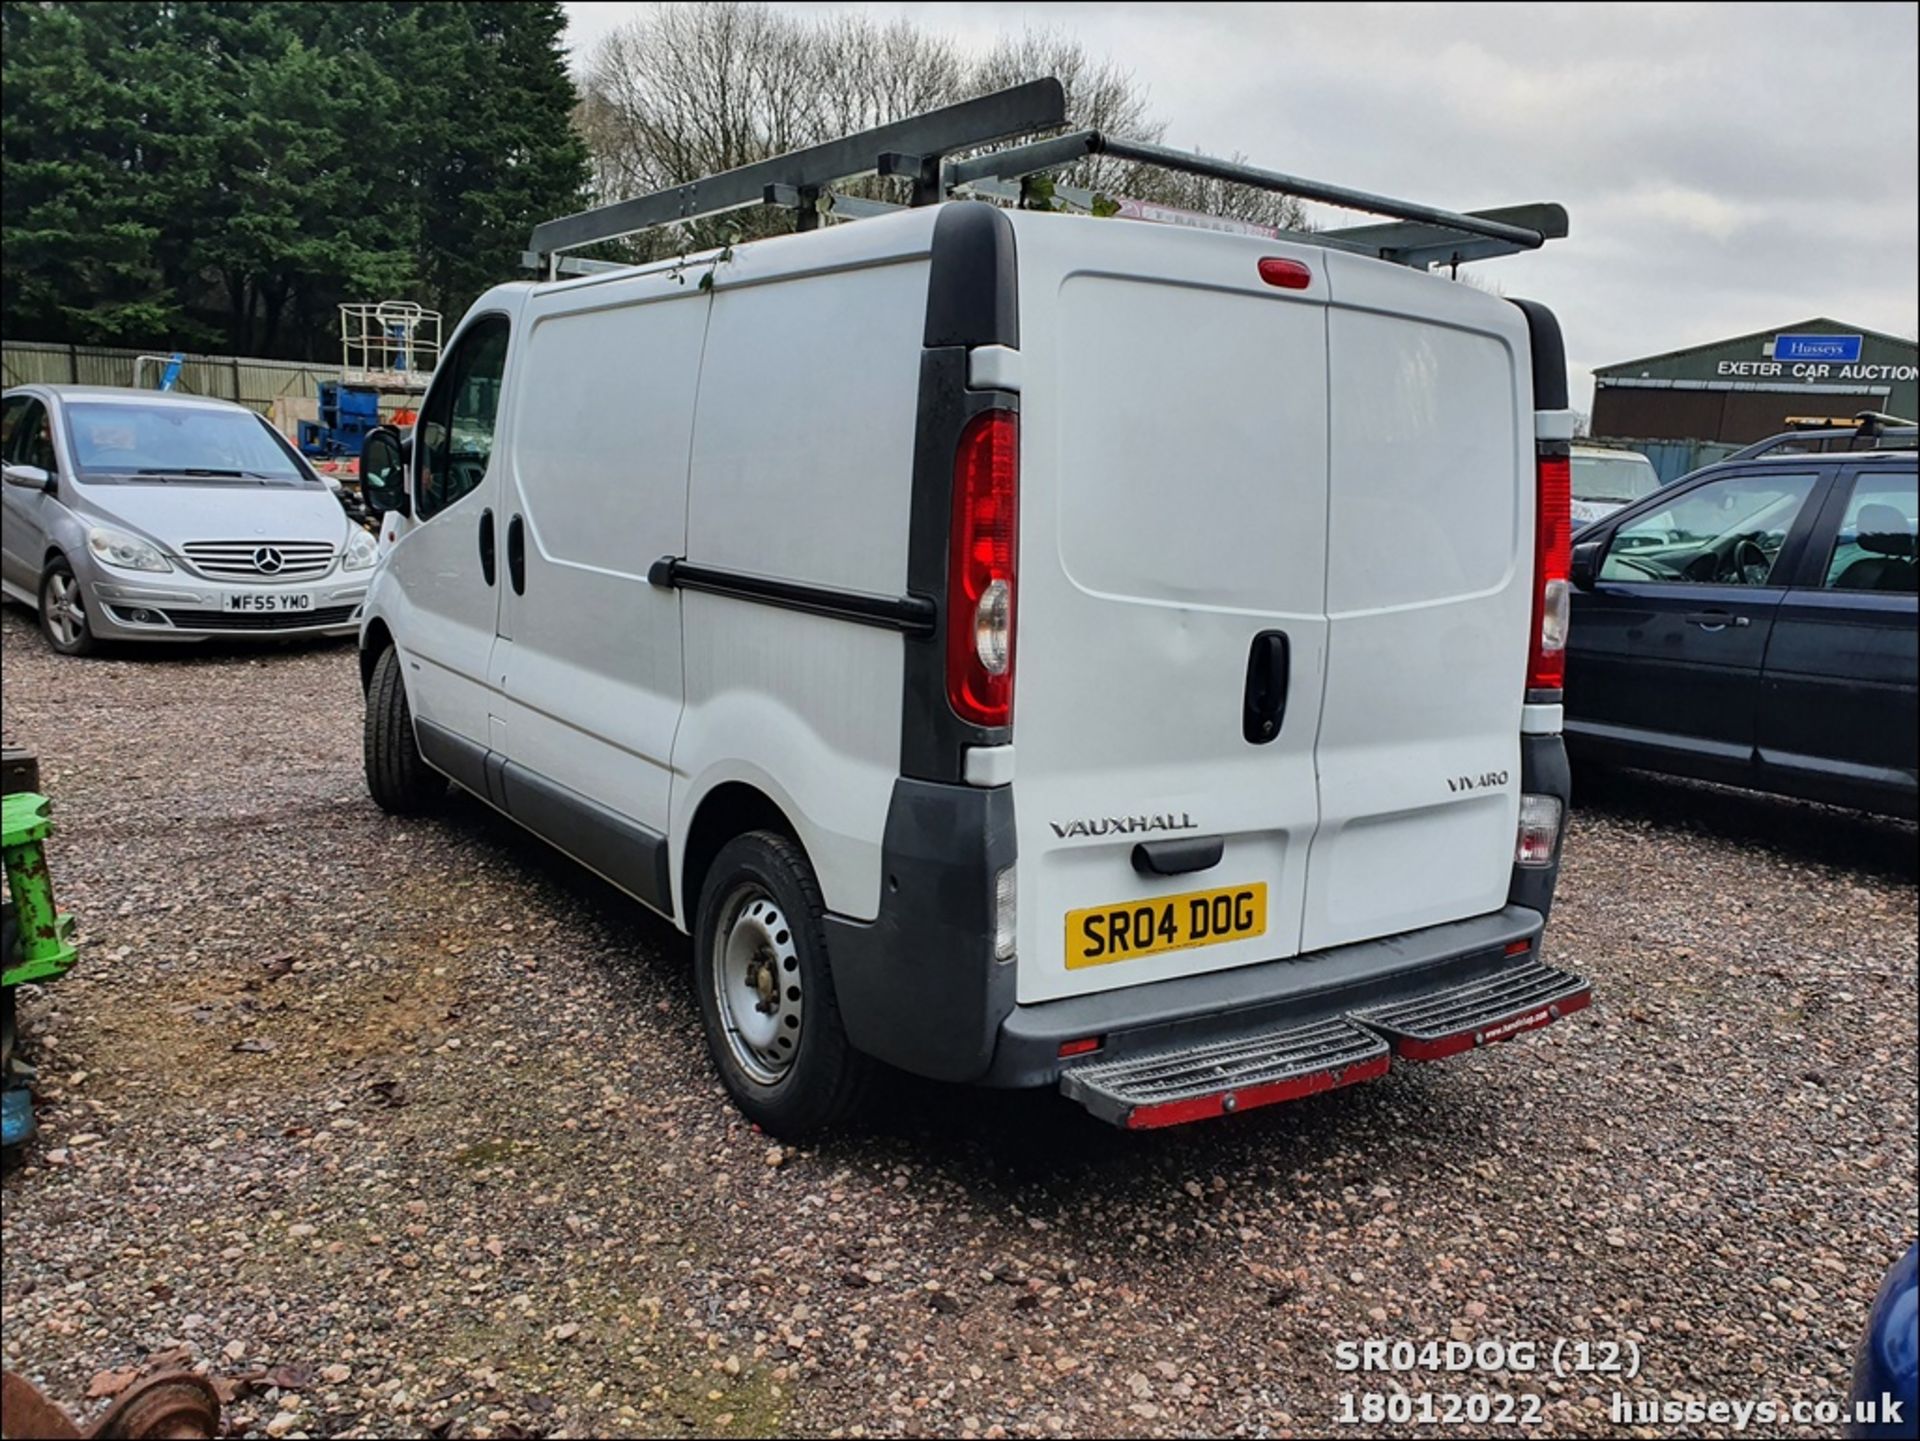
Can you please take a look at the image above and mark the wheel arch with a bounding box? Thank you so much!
[359,617,394,689]
[678,780,802,932]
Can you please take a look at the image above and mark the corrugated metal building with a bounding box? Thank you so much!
[1592,318,1918,444]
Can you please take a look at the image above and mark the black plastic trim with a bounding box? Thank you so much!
[824,778,1017,1082]
[1131,837,1225,877]
[412,720,673,920]
[923,201,1019,348]
[650,557,936,636]
[1510,298,1568,410]
[1509,732,1571,919]
[414,718,490,799]
[983,906,1546,1088]
[498,761,674,919]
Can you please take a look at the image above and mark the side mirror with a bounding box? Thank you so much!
[358,427,411,519]
[1,463,53,493]
[1570,538,1603,591]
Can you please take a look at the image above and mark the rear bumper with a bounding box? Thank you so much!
[830,734,1573,1090]
[982,903,1555,1089]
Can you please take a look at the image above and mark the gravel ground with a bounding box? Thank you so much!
[1,602,1914,1440]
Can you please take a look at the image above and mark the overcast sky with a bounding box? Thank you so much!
[562,2,1919,411]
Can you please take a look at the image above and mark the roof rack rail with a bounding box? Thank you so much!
[527,79,1067,271]
[526,78,1566,276]
[1726,410,1918,461]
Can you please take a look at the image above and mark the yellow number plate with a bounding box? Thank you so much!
[1066,882,1268,969]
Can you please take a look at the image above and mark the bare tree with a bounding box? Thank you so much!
[572,3,1305,259]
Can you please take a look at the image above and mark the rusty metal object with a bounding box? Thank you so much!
[2,1369,84,1440]
[89,1373,220,1440]
[1,1369,220,1441]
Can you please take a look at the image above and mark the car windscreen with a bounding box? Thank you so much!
[63,402,317,484]
[1571,452,1661,505]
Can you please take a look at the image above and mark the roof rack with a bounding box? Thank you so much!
[1726,410,1918,461]
[527,78,1566,277]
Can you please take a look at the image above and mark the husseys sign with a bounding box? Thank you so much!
[1716,332,1916,383]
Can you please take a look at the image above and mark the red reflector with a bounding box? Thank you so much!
[1257,257,1312,290]
[1123,1053,1390,1129]
[1528,452,1572,692]
[1058,1037,1103,1059]
[1505,939,1532,957]
[946,410,1019,727]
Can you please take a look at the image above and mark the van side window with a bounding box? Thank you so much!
[1824,472,1918,592]
[1600,471,1816,587]
[416,316,510,520]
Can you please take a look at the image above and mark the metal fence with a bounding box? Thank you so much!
[0,340,340,414]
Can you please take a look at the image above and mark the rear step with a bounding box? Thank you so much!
[1059,961,1592,1128]
[1349,961,1591,1061]
[1060,1018,1389,1130]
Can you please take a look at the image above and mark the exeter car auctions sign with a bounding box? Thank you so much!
[1770,333,1863,363]
[1716,330,1917,383]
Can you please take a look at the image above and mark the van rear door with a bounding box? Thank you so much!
[1301,255,1535,951]
[1009,217,1331,1005]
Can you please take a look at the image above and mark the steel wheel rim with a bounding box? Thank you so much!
[712,884,803,1086]
[45,573,85,647]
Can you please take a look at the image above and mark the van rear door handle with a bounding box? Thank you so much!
[1684,610,1749,629]
[1242,629,1290,744]
[478,508,495,586]
[1132,836,1225,877]
[506,514,525,595]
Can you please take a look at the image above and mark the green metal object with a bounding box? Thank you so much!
[2,792,77,987]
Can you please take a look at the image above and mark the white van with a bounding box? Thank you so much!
[355,93,1589,1135]
[1570,444,1662,528]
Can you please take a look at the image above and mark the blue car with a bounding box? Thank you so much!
[1851,1243,1918,1439]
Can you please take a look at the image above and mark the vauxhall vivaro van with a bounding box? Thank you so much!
[352,85,1589,1135]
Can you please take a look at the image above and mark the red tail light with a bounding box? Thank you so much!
[947,409,1019,726]
[1528,451,1571,693]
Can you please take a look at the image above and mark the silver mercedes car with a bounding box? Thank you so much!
[0,385,377,655]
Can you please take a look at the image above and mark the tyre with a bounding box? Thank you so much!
[37,558,96,657]
[363,646,446,814]
[694,830,874,1138]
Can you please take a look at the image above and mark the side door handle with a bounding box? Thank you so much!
[478,508,496,586]
[506,514,526,595]
[1242,629,1290,744]
[1684,610,1750,630]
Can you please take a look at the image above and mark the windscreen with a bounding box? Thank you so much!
[1571,451,1660,505]
[64,402,315,483]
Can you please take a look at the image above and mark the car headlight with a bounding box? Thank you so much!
[341,527,379,571]
[86,526,172,573]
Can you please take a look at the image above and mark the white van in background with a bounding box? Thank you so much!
[352,97,1589,1136]
[1570,443,1662,528]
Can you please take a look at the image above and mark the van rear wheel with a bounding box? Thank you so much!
[363,646,446,815]
[694,831,873,1138]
